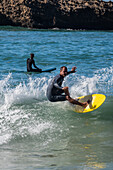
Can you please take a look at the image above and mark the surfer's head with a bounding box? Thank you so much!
[30,53,34,59]
[60,66,67,77]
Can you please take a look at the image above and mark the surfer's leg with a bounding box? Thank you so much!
[48,95,67,102]
[66,96,88,108]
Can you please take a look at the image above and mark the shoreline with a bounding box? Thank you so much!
[0,25,113,32]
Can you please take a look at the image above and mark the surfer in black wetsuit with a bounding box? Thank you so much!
[27,53,42,72]
[47,66,88,108]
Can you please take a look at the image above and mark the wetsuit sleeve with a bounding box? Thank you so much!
[32,60,38,68]
[54,83,63,90]
[53,76,64,90]
[67,71,75,75]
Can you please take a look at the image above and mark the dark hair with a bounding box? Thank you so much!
[60,66,67,72]
[30,53,34,57]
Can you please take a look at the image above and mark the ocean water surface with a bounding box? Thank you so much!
[0,26,113,170]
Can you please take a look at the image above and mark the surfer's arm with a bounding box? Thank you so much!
[54,83,63,90]
[33,60,38,69]
[67,66,77,75]
[27,58,29,63]
[33,60,42,71]
[53,76,64,90]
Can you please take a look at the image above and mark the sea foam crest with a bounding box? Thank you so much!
[95,66,113,95]
[0,73,50,108]
[65,65,113,97]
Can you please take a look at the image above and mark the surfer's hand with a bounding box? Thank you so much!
[82,102,88,108]
[62,86,68,90]
[39,69,42,72]
[71,66,77,73]
[62,86,69,93]
[62,87,70,96]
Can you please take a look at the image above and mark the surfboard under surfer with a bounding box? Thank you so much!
[27,53,42,72]
[47,66,88,108]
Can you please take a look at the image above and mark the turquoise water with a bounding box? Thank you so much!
[0,26,113,170]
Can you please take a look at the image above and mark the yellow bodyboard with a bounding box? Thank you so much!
[74,94,106,113]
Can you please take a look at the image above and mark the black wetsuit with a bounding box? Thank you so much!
[27,58,41,72]
[47,74,67,102]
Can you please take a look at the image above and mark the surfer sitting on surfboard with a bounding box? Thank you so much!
[47,66,88,108]
[27,53,42,72]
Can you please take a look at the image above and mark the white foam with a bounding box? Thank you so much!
[28,122,54,135]
[0,133,12,145]
[65,65,113,98]
[0,66,113,109]
[0,66,113,145]
[0,75,50,108]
